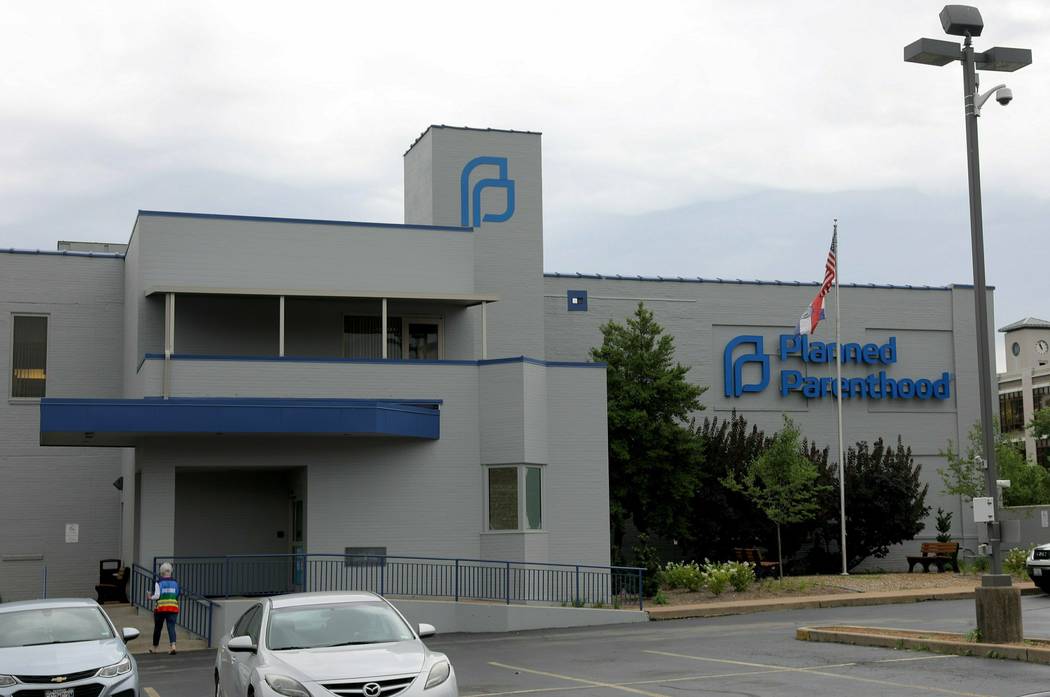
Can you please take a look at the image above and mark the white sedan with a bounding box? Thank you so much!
[215,592,458,697]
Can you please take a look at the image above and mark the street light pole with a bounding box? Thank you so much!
[960,33,1002,574]
[904,4,1032,579]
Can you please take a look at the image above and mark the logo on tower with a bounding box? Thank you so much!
[460,156,515,227]
[723,335,770,397]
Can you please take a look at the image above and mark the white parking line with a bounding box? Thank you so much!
[144,687,162,697]
[644,650,988,697]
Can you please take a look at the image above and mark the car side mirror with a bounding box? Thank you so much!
[228,635,257,652]
[418,623,436,638]
[122,628,140,643]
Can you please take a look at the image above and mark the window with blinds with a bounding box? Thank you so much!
[11,315,47,398]
[342,316,402,359]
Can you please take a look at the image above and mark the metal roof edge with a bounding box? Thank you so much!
[544,272,993,291]
[136,209,472,233]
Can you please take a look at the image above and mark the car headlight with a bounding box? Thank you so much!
[425,660,451,689]
[0,675,16,688]
[96,656,133,677]
[264,674,311,697]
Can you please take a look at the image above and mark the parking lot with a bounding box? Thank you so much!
[139,595,1050,697]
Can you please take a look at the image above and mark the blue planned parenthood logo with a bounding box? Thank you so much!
[460,156,516,227]
[723,335,771,397]
[723,334,952,401]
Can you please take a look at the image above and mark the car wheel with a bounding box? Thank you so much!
[215,672,224,697]
[1037,580,1050,595]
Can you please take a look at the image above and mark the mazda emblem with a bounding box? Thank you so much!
[363,683,382,697]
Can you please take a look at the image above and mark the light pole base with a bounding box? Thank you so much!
[976,574,1022,644]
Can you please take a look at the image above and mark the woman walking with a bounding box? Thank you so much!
[149,562,179,654]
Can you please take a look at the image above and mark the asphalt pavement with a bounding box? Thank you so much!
[139,595,1050,697]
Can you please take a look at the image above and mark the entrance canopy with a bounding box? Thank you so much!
[39,397,441,446]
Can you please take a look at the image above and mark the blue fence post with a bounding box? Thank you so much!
[505,562,511,605]
[454,560,460,602]
[223,556,230,598]
[41,566,47,599]
[380,561,386,597]
[574,565,580,606]
[207,601,214,647]
[638,569,644,610]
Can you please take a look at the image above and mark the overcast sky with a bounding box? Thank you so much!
[2,1,1047,369]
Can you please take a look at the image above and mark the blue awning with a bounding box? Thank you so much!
[39,397,440,446]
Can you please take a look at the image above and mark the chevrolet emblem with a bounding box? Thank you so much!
[51,676,68,683]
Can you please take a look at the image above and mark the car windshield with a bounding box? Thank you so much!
[266,600,415,650]
[0,607,114,648]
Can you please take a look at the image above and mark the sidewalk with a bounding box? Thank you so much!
[648,581,1041,620]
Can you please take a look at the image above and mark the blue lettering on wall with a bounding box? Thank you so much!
[725,334,951,401]
[460,156,516,227]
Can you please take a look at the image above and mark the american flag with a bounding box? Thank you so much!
[797,230,838,336]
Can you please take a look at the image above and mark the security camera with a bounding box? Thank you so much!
[995,87,1013,105]
[973,83,1011,115]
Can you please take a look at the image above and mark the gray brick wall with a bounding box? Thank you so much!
[0,252,126,601]
[543,275,995,563]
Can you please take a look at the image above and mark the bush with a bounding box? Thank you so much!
[726,561,756,592]
[660,562,704,591]
[702,562,731,596]
[1004,547,1032,579]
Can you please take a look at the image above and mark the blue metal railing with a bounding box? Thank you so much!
[154,554,645,610]
[130,564,215,646]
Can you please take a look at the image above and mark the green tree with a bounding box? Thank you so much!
[722,415,828,579]
[1030,407,1050,441]
[938,423,988,501]
[590,303,707,560]
[935,508,953,543]
[814,437,929,570]
[940,422,1050,507]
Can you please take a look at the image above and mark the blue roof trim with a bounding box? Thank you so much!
[0,248,125,259]
[140,353,606,369]
[137,210,473,233]
[40,397,440,444]
[543,272,993,291]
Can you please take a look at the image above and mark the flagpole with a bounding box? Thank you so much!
[834,219,848,576]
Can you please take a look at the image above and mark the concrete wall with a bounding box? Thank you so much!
[0,252,126,601]
[134,213,476,298]
[543,275,994,566]
[405,127,546,359]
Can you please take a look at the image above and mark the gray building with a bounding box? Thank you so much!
[998,317,1050,466]
[0,124,1001,600]
[1,126,610,601]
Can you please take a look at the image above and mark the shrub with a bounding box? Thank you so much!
[660,561,704,591]
[704,566,731,596]
[726,561,756,592]
[1004,547,1033,579]
[935,508,953,543]
[653,590,669,605]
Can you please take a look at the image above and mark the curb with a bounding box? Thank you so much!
[796,625,1050,665]
[648,584,1041,620]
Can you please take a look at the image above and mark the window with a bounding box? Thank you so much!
[343,316,401,359]
[343,316,441,360]
[1034,386,1050,414]
[999,390,1024,433]
[233,604,260,639]
[11,315,47,398]
[486,465,543,531]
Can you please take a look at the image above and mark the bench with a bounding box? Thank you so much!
[733,547,781,578]
[94,559,129,604]
[906,542,959,573]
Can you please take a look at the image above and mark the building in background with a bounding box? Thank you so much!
[998,317,1050,466]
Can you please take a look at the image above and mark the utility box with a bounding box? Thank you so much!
[973,496,995,523]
